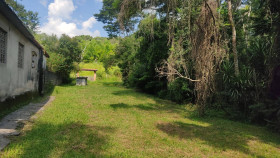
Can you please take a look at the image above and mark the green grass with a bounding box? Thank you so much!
[2,81,280,158]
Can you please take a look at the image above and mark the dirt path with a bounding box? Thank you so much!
[0,96,55,151]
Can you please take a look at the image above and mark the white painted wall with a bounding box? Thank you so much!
[0,13,40,102]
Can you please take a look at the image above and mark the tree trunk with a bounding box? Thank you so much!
[275,23,280,57]
[227,0,239,76]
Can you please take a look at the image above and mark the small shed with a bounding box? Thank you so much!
[77,69,98,81]
[76,77,88,86]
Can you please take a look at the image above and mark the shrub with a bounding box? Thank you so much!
[47,53,71,82]
[250,99,280,132]
[166,79,193,103]
[215,62,257,118]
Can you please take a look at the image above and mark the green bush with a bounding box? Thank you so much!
[117,17,169,94]
[250,99,280,132]
[216,62,257,118]
[108,66,122,77]
[47,53,71,82]
[166,79,193,103]
[39,34,82,83]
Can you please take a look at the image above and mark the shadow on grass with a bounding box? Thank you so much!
[110,103,131,110]
[58,82,76,87]
[112,89,149,99]
[4,122,115,157]
[112,89,186,111]
[156,121,280,157]
[110,103,160,111]
[102,81,123,87]
[108,84,280,156]
[109,102,186,115]
[135,104,157,111]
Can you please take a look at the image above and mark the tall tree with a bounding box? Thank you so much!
[35,33,58,52]
[268,0,280,59]
[227,0,239,76]
[94,0,121,38]
[5,0,40,34]
[94,0,141,38]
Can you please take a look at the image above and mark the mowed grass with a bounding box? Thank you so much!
[1,81,280,158]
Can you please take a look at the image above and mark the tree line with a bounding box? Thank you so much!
[95,0,280,131]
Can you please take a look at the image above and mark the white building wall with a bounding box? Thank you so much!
[0,13,40,102]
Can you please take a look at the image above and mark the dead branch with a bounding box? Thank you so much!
[156,61,200,82]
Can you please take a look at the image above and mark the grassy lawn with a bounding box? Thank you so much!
[1,81,280,158]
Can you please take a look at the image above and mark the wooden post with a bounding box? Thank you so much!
[80,69,98,81]
[93,71,97,81]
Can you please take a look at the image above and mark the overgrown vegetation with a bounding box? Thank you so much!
[94,0,280,131]
[35,34,81,82]
[35,34,121,83]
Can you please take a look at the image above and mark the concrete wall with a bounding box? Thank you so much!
[44,70,62,86]
[0,13,40,102]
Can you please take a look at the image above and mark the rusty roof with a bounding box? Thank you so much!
[81,69,98,71]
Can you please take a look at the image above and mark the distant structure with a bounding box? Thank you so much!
[0,0,49,102]
[80,69,98,81]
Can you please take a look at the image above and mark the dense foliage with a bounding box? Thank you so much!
[35,33,120,83]
[96,0,280,131]
[82,37,117,71]
[35,34,81,82]
[94,0,139,37]
[5,0,40,34]
[119,17,169,92]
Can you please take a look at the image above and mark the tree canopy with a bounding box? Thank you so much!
[5,0,40,34]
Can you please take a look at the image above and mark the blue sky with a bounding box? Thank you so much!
[19,0,107,37]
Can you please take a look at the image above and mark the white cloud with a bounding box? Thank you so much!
[82,17,97,29]
[40,0,100,37]
[48,0,75,19]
